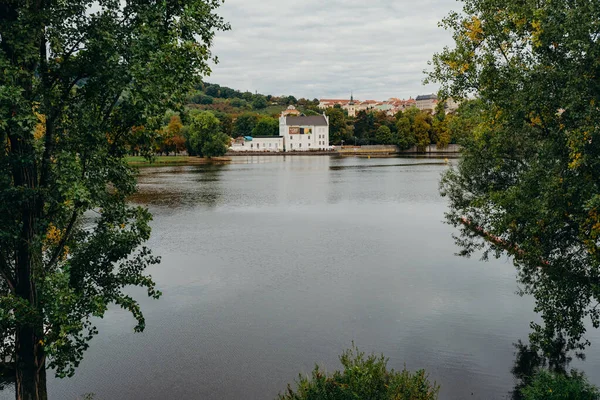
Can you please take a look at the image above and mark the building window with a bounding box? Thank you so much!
[257,143,260,149]
[308,136,310,140]
[251,144,253,148]
[308,143,310,147]
[290,136,293,140]
[269,143,272,147]
[299,143,302,148]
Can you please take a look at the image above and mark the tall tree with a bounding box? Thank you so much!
[428,0,600,357]
[432,102,452,149]
[354,110,376,144]
[187,111,229,157]
[325,107,348,145]
[396,115,415,150]
[375,125,394,145]
[0,1,228,399]
[413,113,432,152]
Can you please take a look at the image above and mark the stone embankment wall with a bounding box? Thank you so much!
[338,144,461,155]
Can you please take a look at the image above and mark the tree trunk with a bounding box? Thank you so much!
[15,327,47,400]
[11,136,47,400]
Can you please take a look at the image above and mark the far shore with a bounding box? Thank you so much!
[126,155,232,167]
[126,152,461,167]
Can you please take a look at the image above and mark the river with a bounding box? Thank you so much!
[4,155,600,399]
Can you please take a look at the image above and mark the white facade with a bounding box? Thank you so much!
[416,94,438,112]
[229,136,283,152]
[279,114,330,152]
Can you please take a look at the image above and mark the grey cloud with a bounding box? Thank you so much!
[207,0,460,100]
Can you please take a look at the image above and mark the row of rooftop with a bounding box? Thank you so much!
[317,94,459,117]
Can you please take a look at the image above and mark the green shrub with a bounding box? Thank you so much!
[521,370,600,400]
[278,345,439,400]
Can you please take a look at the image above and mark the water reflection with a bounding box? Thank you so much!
[510,337,584,399]
[129,164,226,209]
[25,156,600,400]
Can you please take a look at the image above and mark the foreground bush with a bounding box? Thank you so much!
[278,346,439,400]
[521,370,599,400]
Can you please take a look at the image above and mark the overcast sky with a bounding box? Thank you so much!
[207,0,461,101]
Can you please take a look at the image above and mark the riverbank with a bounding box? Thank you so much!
[126,155,231,167]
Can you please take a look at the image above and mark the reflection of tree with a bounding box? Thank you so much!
[130,164,226,208]
[192,164,225,208]
[511,336,584,399]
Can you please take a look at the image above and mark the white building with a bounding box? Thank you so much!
[279,114,329,152]
[415,94,438,112]
[229,136,283,152]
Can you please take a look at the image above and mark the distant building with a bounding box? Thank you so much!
[229,136,283,152]
[279,113,329,152]
[318,96,361,117]
[444,98,460,114]
[415,94,438,112]
[282,105,301,116]
[318,98,353,109]
[347,94,357,117]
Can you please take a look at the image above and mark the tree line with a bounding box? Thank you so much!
[326,100,481,149]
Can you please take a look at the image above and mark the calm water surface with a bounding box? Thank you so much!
[5,156,600,399]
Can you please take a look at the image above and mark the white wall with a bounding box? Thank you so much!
[229,137,283,152]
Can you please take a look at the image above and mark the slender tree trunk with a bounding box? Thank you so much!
[11,135,47,400]
[13,210,47,400]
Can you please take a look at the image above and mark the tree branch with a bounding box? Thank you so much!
[46,208,78,271]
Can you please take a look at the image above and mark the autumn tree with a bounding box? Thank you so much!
[432,102,452,149]
[158,115,185,155]
[395,113,415,150]
[0,1,228,399]
[428,0,600,359]
[413,112,432,152]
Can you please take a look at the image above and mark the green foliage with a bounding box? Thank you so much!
[325,107,349,145]
[212,111,234,137]
[354,110,376,144]
[521,371,599,400]
[234,112,259,136]
[189,93,214,105]
[187,111,229,157]
[252,95,268,110]
[252,117,279,136]
[396,115,415,150]
[375,125,394,145]
[229,97,247,108]
[0,1,228,393]
[413,113,432,152]
[278,345,439,400]
[447,99,485,145]
[428,0,600,356]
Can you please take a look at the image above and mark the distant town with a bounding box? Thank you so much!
[317,93,460,117]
